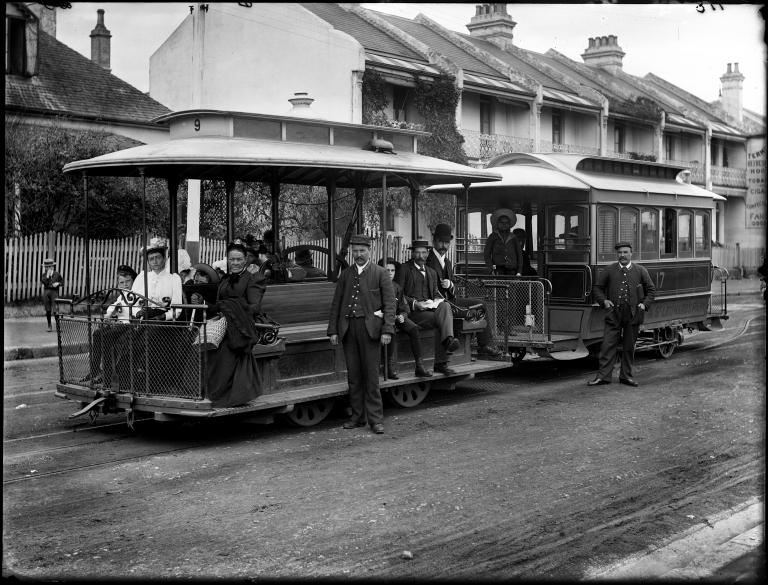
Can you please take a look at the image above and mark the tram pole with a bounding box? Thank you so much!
[139,167,150,395]
[410,185,419,241]
[270,179,280,254]
[168,177,179,274]
[225,179,235,245]
[381,174,387,259]
[82,173,91,303]
[326,175,336,283]
[463,183,470,278]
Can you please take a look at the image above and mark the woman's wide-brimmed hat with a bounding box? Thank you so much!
[142,236,168,256]
[490,208,516,228]
[42,258,56,266]
[191,263,220,284]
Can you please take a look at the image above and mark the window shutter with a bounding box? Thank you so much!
[619,207,638,249]
[598,207,617,259]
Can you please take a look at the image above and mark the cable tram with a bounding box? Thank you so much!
[428,152,729,362]
[54,108,512,426]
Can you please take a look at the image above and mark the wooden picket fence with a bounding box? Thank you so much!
[4,231,421,303]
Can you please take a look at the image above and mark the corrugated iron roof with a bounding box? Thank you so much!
[463,72,530,95]
[709,121,744,136]
[5,30,170,124]
[665,113,703,130]
[542,88,599,109]
[366,53,441,76]
[300,3,423,61]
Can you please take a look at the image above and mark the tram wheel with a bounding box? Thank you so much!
[656,327,677,359]
[284,398,335,427]
[507,348,526,364]
[385,382,431,408]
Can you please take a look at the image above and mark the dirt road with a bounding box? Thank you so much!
[3,302,764,579]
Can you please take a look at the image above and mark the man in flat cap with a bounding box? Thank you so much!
[588,241,656,387]
[426,223,502,358]
[398,239,461,376]
[327,234,395,434]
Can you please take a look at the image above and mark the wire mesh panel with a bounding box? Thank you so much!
[58,317,205,400]
[455,277,548,345]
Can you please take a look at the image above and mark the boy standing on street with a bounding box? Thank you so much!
[40,258,63,332]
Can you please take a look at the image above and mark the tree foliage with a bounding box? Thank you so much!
[4,118,169,238]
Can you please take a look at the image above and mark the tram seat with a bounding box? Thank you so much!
[261,281,337,342]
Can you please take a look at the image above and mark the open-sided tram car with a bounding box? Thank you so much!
[429,152,729,362]
[54,109,512,426]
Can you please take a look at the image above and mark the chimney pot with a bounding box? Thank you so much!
[726,63,732,73]
[734,62,739,72]
[90,9,112,72]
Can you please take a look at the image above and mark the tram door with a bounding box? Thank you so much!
[543,204,593,345]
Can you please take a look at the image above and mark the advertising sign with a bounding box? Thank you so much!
[746,136,766,229]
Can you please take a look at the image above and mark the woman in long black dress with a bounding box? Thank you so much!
[205,242,268,407]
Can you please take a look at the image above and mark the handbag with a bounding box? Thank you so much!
[191,309,227,350]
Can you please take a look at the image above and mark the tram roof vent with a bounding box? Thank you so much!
[287,92,320,118]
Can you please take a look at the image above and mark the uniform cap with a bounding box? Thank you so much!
[349,234,371,247]
[614,241,633,250]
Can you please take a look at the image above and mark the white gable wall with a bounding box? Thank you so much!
[149,4,365,122]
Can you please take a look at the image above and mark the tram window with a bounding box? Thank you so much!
[598,206,618,261]
[551,207,584,249]
[678,211,693,257]
[695,211,711,256]
[640,208,659,260]
[662,209,677,257]
[619,207,639,252]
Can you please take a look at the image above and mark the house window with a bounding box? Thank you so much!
[6,16,26,75]
[480,97,492,135]
[640,208,659,260]
[385,205,395,232]
[722,147,729,168]
[614,125,625,154]
[662,208,676,257]
[392,85,409,122]
[664,135,674,161]
[552,110,562,145]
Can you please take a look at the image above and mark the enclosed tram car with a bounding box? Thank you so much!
[54,109,512,426]
[430,152,729,362]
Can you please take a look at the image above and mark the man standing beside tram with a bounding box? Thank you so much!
[328,234,395,434]
[426,223,503,359]
[588,241,656,388]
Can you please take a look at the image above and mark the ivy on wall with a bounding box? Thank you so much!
[413,76,468,166]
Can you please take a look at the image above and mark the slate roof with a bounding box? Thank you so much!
[5,30,170,124]
[375,11,503,78]
[299,3,424,61]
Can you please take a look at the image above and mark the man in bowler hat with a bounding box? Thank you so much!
[327,234,395,434]
[426,223,502,358]
[398,239,461,376]
[588,241,656,387]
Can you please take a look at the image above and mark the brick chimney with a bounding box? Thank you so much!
[466,3,516,50]
[90,9,111,72]
[581,35,625,75]
[719,62,745,123]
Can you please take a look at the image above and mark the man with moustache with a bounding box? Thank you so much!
[398,239,460,376]
[426,223,503,359]
[327,234,395,434]
[588,241,656,387]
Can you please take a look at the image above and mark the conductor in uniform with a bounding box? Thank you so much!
[327,234,395,434]
[588,241,656,387]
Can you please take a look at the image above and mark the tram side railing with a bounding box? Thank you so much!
[455,276,550,346]
[709,266,729,317]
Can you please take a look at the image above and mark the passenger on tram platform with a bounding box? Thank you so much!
[204,242,268,408]
[295,248,327,279]
[378,257,432,379]
[426,224,503,359]
[327,234,394,434]
[484,209,523,276]
[80,264,137,387]
[398,240,461,376]
[131,237,183,320]
[184,263,220,320]
[512,228,537,276]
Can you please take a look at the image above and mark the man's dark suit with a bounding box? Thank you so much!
[327,262,395,425]
[397,259,454,365]
[426,249,495,349]
[592,262,656,381]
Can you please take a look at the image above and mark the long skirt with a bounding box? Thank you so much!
[205,336,262,408]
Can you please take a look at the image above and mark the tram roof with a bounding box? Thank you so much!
[425,152,725,201]
[62,137,502,188]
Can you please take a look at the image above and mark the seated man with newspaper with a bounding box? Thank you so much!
[397,240,461,376]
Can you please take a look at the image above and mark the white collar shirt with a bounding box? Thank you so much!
[131,268,183,320]
[433,251,447,270]
[355,260,370,275]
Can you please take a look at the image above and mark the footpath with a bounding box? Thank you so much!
[3,277,765,581]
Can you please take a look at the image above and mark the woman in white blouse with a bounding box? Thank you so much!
[131,237,183,320]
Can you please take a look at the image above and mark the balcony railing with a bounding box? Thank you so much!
[462,129,534,161]
[539,140,599,155]
[711,165,747,189]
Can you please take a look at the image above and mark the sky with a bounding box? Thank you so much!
[54,2,766,116]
